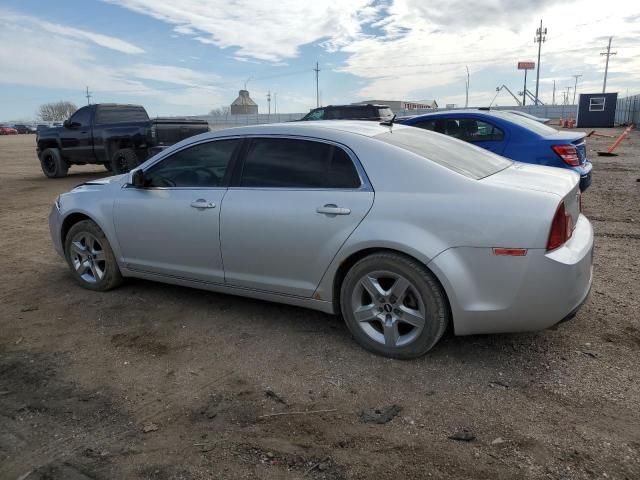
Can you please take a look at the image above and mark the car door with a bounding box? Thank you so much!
[113,138,241,283]
[220,136,374,297]
[60,106,94,162]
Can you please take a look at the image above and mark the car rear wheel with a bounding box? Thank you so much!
[340,252,449,359]
[39,148,69,178]
[111,148,138,175]
[64,220,123,291]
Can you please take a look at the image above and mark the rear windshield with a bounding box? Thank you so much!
[96,106,149,124]
[493,112,558,136]
[374,127,512,179]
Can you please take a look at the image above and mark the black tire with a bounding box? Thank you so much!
[39,148,69,178]
[340,252,449,359]
[111,148,138,175]
[64,220,123,291]
[104,162,113,172]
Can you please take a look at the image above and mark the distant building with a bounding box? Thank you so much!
[353,99,438,110]
[230,89,258,115]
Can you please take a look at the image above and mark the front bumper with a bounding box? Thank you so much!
[429,214,594,336]
[49,201,64,258]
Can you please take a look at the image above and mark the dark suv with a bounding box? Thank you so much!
[300,104,393,121]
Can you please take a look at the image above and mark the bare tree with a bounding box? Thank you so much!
[208,106,230,116]
[37,101,78,122]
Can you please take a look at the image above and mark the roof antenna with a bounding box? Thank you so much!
[380,114,396,130]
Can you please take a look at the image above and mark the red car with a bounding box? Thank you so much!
[0,126,18,135]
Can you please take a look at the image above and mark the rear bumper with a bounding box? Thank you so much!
[578,161,593,191]
[429,214,594,335]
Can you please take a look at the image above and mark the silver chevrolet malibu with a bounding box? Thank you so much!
[49,121,593,358]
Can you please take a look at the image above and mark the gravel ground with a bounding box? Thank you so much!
[0,129,639,480]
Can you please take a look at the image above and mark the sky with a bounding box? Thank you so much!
[0,0,639,120]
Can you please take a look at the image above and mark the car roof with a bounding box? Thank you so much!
[212,120,404,138]
[405,109,525,120]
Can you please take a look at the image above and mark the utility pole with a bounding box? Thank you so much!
[571,74,582,104]
[313,62,320,108]
[522,69,528,106]
[85,86,92,105]
[552,80,556,105]
[274,92,277,114]
[565,87,572,105]
[267,91,271,116]
[534,19,547,106]
[600,37,616,93]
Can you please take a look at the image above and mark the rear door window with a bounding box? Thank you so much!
[96,106,149,124]
[239,138,361,189]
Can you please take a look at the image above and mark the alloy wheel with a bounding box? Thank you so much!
[70,232,107,283]
[350,270,426,348]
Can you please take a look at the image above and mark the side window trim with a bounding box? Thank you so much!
[228,135,372,192]
[138,137,244,190]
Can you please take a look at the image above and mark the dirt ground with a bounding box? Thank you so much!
[1,128,639,480]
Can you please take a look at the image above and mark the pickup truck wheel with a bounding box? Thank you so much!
[111,148,139,175]
[64,220,123,291]
[39,148,69,178]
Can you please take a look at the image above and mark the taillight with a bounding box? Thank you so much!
[551,144,580,166]
[547,202,572,251]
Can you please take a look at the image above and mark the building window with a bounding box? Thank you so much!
[589,97,606,112]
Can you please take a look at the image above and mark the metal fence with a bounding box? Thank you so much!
[615,94,640,125]
[197,104,580,128]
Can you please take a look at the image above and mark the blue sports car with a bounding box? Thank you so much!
[399,110,592,191]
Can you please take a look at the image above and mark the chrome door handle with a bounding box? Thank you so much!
[316,204,351,215]
[190,199,216,209]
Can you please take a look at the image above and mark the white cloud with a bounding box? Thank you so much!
[125,63,220,86]
[0,11,225,115]
[104,0,377,61]
[338,0,640,104]
[0,11,144,54]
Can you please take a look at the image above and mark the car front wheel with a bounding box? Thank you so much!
[64,220,123,291]
[340,252,449,359]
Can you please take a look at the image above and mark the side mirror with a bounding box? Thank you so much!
[131,169,145,188]
[63,120,70,128]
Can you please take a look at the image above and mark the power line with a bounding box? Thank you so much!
[313,62,320,108]
[600,36,616,93]
[534,19,547,106]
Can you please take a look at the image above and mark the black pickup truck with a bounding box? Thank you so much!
[36,103,209,178]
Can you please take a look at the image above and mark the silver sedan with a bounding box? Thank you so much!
[49,121,593,358]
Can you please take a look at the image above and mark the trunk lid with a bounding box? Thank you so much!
[482,162,581,232]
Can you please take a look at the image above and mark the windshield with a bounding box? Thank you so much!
[375,127,512,179]
[493,111,558,135]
